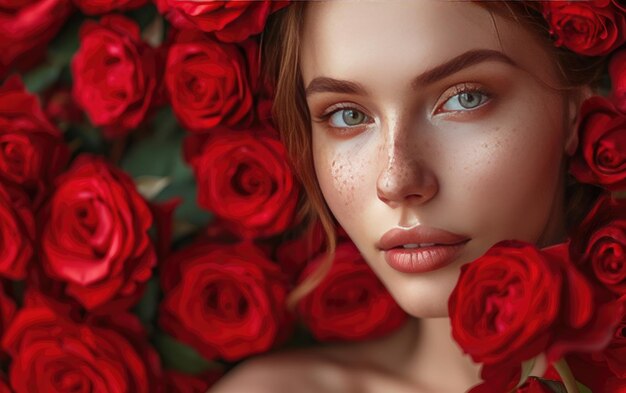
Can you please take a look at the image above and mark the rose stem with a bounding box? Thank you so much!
[553,359,580,393]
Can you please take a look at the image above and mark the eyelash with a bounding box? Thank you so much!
[313,83,492,133]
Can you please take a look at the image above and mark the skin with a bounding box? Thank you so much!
[212,2,587,392]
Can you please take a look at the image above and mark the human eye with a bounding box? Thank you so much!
[434,83,491,115]
[312,103,373,134]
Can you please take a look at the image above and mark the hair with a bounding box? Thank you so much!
[261,1,606,309]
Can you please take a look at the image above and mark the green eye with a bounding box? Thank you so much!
[329,108,369,127]
[442,90,490,112]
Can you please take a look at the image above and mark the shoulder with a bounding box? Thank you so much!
[208,349,357,393]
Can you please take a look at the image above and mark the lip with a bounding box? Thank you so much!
[377,226,470,273]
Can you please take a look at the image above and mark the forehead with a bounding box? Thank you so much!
[300,1,557,93]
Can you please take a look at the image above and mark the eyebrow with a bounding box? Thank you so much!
[304,49,518,97]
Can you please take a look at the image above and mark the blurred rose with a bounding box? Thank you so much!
[0,282,16,343]
[184,129,299,238]
[276,220,325,283]
[71,15,158,138]
[0,184,34,280]
[297,241,408,341]
[0,76,69,206]
[154,0,289,43]
[449,241,563,365]
[569,96,626,190]
[542,0,626,56]
[571,194,626,295]
[160,242,293,361]
[165,30,255,132]
[39,154,156,311]
[165,370,223,393]
[0,0,72,75]
[43,85,84,125]
[1,305,163,393]
[72,0,146,14]
[610,49,626,113]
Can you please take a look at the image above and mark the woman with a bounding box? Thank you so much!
[212,1,609,392]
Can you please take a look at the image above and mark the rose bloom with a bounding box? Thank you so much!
[570,194,626,295]
[165,30,256,132]
[154,0,289,43]
[541,0,626,56]
[0,0,72,75]
[159,242,293,361]
[39,154,156,311]
[297,241,408,341]
[0,183,35,280]
[569,96,626,190]
[609,49,626,113]
[71,14,158,138]
[1,305,163,392]
[184,129,299,238]
[0,76,70,206]
[72,0,146,14]
[448,241,563,365]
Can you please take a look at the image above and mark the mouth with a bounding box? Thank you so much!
[382,240,470,274]
[377,226,470,273]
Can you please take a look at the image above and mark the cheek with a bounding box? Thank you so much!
[454,106,566,242]
[312,134,373,222]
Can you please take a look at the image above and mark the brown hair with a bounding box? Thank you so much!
[261,2,606,308]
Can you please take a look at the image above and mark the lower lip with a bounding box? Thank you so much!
[383,241,469,273]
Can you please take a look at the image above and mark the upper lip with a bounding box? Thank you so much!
[377,225,470,251]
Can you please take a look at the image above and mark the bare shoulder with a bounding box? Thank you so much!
[208,349,356,393]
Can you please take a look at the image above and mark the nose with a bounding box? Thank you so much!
[376,133,439,207]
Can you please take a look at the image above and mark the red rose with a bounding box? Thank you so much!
[567,352,626,392]
[449,241,563,365]
[0,0,72,75]
[155,0,289,43]
[542,244,622,364]
[165,30,255,132]
[72,0,146,14]
[602,315,626,378]
[0,376,9,393]
[165,370,223,393]
[569,96,626,190]
[0,282,16,342]
[297,241,408,341]
[39,154,156,311]
[610,49,626,113]
[71,15,158,138]
[43,85,84,125]
[542,0,626,56]
[184,129,299,238]
[0,76,70,206]
[1,305,163,393]
[276,220,325,283]
[160,242,293,361]
[570,195,626,295]
[0,184,34,280]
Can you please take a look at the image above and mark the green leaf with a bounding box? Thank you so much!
[48,13,85,68]
[154,332,220,374]
[576,381,592,393]
[22,63,63,93]
[127,3,159,31]
[134,277,160,329]
[120,114,212,229]
[517,357,537,388]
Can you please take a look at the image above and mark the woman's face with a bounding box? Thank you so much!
[300,1,579,317]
